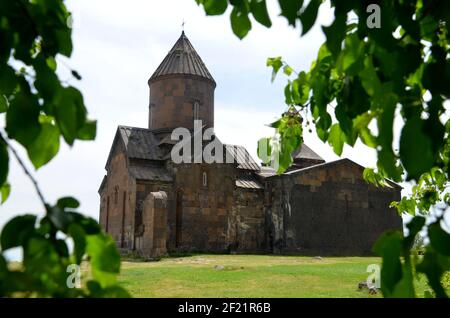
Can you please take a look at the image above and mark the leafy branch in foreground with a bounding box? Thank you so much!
[195,0,450,297]
[0,0,128,297]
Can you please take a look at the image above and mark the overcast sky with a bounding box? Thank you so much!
[1,0,423,260]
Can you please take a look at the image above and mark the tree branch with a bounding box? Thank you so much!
[0,132,47,210]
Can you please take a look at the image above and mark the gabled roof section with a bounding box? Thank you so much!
[119,126,163,160]
[225,144,260,171]
[149,31,215,85]
[236,175,264,189]
[129,165,172,182]
[105,126,164,169]
[293,144,324,161]
[257,166,277,178]
[279,158,402,189]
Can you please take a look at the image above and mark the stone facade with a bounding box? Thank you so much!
[99,32,403,258]
[149,75,215,131]
[264,159,402,255]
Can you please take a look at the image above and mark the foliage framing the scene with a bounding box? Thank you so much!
[0,0,128,297]
[195,0,450,297]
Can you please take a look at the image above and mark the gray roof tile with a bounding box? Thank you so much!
[236,176,263,189]
[149,31,215,84]
[225,144,260,171]
[129,165,172,182]
[119,126,163,160]
[293,144,324,161]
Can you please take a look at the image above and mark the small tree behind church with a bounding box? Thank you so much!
[194,0,450,298]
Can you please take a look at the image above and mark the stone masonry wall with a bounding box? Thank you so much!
[99,142,136,250]
[133,178,174,249]
[172,162,235,252]
[149,75,214,131]
[265,159,402,256]
[228,188,265,252]
[135,191,168,258]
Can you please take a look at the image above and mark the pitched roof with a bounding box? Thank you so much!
[257,166,277,178]
[225,144,260,171]
[292,144,324,161]
[149,31,215,85]
[105,126,164,169]
[236,176,264,189]
[129,165,172,182]
[106,126,260,173]
[105,126,172,182]
[118,126,164,161]
[275,158,402,189]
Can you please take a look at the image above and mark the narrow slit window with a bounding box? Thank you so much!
[202,172,207,187]
[149,104,154,128]
[193,101,200,120]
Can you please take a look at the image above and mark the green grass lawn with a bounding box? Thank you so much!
[117,254,432,298]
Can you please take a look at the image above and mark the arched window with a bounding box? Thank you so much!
[202,172,208,187]
[193,101,200,120]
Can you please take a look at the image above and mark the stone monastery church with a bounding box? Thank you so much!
[99,32,402,257]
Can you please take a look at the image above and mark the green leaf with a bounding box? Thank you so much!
[5,90,41,148]
[0,140,8,186]
[47,205,71,232]
[276,113,303,173]
[416,248,450,298]
[404,216,425,248]
[1,215,37,250]
[230,7,252,39]
[400,116,435,180]
[267,56,283,82]
[201,0,228,15]
[322,12,346,58]
[337,33,364,76]
[327,123,345,156]
[363,168,389,188]
[34,56,61,102]
[54,29,73,57]
[393,196,416,215]
[68,212,101,235]
[283,65,293,76]
[46,57,57,71]
[278,0,303,26]
[299,0,320,35]
[0,95,8,113]
[250,0,272,27]
[428,222,450,257]
[68,223,86,264]
[0,182,11,204]
[76,119,97,141]
[86,234,121,288]
[284,82,292,104]
[54,86,88,145]
[377,148,403,183]
[0,64,17,97]
[57,197,80,209]
[359,128,377,148]
[359,57,382,97]
[373,231,404,297]
[292,72,309,105]
[27,123,60,169]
